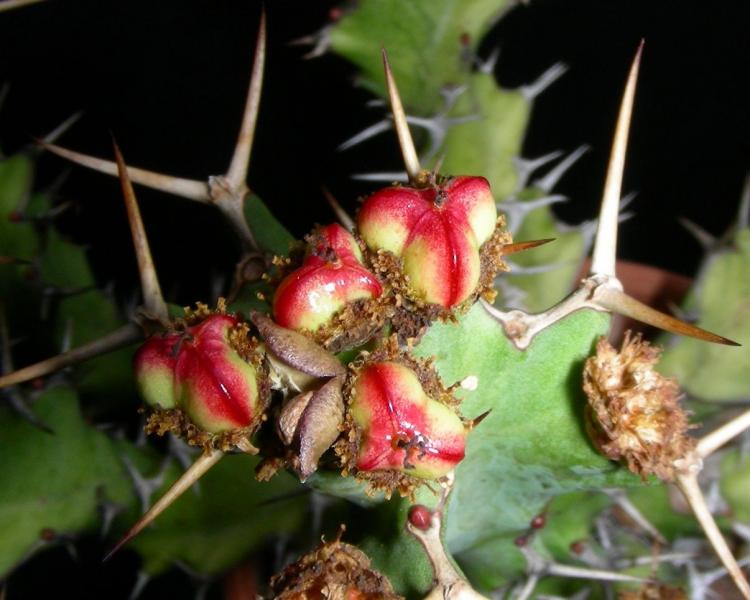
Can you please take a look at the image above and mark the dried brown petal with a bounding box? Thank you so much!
[297,376,345,480]
[269,532,403,599]
[277,391,314,445]
[251,312,345,377]
[582,332,694,481]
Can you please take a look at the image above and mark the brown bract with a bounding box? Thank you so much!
[269,530,403,600]
[583,332,694,481]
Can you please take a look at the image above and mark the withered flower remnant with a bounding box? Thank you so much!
[583,332,694,481]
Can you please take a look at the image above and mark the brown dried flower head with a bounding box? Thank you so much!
[583,332,695,481]
[269,527,403,599]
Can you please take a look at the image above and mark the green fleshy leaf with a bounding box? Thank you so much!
[38,228,134,401]
[0,154,35,260]
[660,229,750,401]
[244,193,294,256]
[127,454,307,574]
[418,307,638,580]
[314,305,639,595]
[330,0,510,116]
[439,72,529,200]
[0,385,135,577]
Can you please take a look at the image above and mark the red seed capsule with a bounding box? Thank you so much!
[408,504,433,531]
[530,514,546,529]
[273,224,382,332]
[514,535,527,547]
[569,540,585,555]
[358,176,497,308]
[349,361,466,480]
[134,313,261,434]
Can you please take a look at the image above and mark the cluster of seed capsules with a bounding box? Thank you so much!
[133,170,516,497]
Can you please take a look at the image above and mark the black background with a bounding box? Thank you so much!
[1,0,748,307]
[1,0,749,596]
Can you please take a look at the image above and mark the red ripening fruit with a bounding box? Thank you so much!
[133,314,261,434]
[273,223,382,332]
[350,361,466,480]
[530,514,545,529]
[408,504,433,531]
[357,176,497,308]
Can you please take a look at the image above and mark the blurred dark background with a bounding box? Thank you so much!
[1,1,749,597]
[1,0,748,307]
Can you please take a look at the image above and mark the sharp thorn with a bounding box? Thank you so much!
[6,391,54,433]
[502,238,555,255]
[514,150,564,188]
[590,42,643,277]
[0,0,46,12]
[112,142,169,324]
[520,62,568,101]
[0,323,142,389]
[104,450,224,561]
[515,573,540,600]
[338,119,391,152]
[382,48,422,182]
[739,174,750,231]
[40,141,209,202]
[35,112,83,147]
[545,562,650,584]
[128,571,150,600]
[478,47,500,75]
[697,407,750,459]
[321,187,354,231]
[604,488,666,544]
[679,217,716,250]
[595,286,739,345]
[350,171,408,182]
[533,145,590,193]
[225,9,265,190]
[676,472,750,599]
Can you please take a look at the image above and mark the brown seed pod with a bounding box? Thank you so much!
[269,527,403,599]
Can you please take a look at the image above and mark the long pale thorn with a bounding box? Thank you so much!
[104,450,224,561]
[676,472,750,600]
[0,323,141,389]
[321,187,354,231]
[697,406,750,459]
[42,141,209,202]
[40,112,82,145]
[595,286,739,345]
[113,143,169,323]
[225,9,266,190]
[590,41,643,277]
[0,0,46,12]
[382,49,421,182]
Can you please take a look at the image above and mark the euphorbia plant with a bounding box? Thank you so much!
[2,3,750,599]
